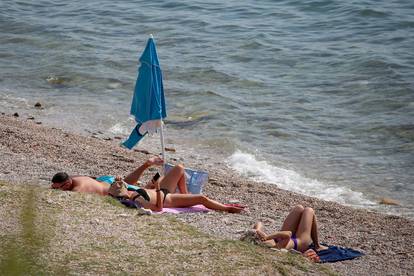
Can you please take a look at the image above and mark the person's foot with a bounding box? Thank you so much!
[315,245,329,251]
[303,249,320,263]
[227,206,244,213]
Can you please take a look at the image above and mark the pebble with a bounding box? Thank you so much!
[1,114,414,276]
[137,208,152,215]
[379,197,400,206]
[229,199,240,204]
[118,214,129,218]
[165,147,176,152]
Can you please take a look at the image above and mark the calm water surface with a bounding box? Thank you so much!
[1,0,413,217]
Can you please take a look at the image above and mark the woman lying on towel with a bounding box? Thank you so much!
[253,205,328,262]
[109,173,243,213]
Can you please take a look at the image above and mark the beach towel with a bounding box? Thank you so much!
[117,199,210,214]
[164,163,208,194]
[96,175,141,191]
[314,245,364,263]
[153,204,211,214]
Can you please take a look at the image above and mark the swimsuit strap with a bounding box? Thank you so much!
[291,234,298,251]
[292,237,298,251]
[131,193,141,201]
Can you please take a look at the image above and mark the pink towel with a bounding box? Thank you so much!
[154,204,211,214]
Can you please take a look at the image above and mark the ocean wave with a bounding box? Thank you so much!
[358,8,389,18]
[227,150,375,207]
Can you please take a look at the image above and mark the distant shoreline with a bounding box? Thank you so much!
[1,113,413,275]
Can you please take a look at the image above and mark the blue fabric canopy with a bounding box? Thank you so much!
[130,37,166,123]
[123,37,166,149]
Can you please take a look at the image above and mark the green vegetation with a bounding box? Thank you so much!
[0,185,53,275]
[0,182,335,275]
[102,195,125,208]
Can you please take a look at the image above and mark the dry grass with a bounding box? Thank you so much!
[0,181,334,275]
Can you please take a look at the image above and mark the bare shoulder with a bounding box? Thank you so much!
[71,176,108,195]
[71,176,95,184]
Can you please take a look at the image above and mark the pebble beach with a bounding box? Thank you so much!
[1,113,413,275]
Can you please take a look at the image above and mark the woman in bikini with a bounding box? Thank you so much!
[110,157,244,214]
[253,205,328,262]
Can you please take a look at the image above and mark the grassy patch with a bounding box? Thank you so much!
[102,195,125,208]
[0,182,336,275]
[0,186,51,275]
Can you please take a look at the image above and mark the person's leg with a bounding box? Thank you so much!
[295,207,315,251]
[310,212,328,251]
[164,194,242,213]
[280,205,305,232]
[159,164,188,194]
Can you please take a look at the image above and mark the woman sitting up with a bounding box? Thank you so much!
[253,205,328,262]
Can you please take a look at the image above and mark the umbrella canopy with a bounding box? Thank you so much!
[122,36,167,154]
[130,36,166,126]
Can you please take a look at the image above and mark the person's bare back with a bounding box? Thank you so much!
[71,176,110,196]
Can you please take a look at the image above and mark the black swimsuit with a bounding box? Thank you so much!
[132,188,169,203]
[159,188,169,202]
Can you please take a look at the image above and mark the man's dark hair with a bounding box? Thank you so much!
[51,172,69,183]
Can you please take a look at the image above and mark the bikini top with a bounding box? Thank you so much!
[131,189,150,201]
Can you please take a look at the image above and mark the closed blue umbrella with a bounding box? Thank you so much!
[123,35,167,160]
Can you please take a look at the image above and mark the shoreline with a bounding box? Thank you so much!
[1,113,413,275]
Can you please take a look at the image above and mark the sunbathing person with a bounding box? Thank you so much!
[108,174,243,213]
[51,157,243,213]
[253,205,328,262]
[51,156,188,196]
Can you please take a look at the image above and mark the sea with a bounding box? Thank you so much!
[1,0,413,218]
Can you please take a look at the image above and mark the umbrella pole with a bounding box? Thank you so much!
[159,119,166,175]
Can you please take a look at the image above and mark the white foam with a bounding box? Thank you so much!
[0,92,31,108]
[227,150,375,207]
[108,123,130,135]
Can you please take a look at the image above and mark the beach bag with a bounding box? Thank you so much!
[164,164,208,194]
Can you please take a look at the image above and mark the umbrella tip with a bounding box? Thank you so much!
[149,34,154,39]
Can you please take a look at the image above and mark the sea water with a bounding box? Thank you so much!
[0,0,413,218]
